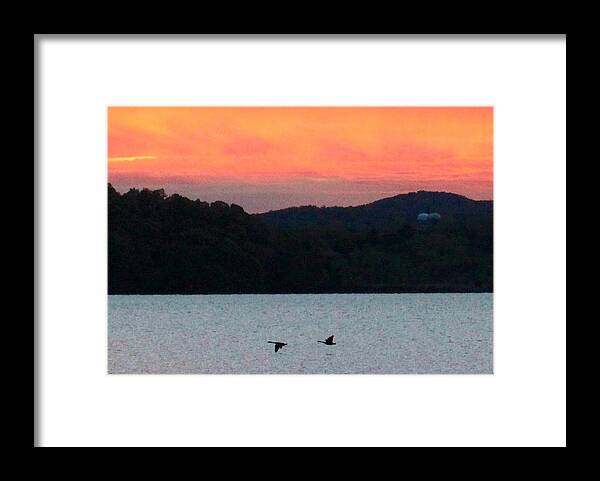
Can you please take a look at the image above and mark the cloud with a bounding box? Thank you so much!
[107,107,493,209]
[222,137,272,157]
[108,156,157,163]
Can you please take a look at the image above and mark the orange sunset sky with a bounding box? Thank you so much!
[108,107,493,213]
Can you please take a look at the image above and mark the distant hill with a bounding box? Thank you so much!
[108,185,493,294]
[257,191,493,231]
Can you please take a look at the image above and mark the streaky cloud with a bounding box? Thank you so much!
[108,155,157,163]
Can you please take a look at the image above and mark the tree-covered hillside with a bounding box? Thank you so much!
[257,191,492,231]
[108,184,493,294]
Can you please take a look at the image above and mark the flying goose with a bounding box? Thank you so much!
[267,341,287,353]
[318,335,336,346]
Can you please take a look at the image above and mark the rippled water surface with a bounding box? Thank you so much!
[108,293,492,374]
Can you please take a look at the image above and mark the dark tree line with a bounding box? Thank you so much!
[108,184,493,294]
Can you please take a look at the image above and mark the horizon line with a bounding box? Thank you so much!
[108,182,493,214]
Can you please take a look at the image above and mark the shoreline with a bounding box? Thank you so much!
[108,291,493,296]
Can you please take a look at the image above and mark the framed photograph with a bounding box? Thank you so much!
[107,106,493,375]
[35,34,566,447]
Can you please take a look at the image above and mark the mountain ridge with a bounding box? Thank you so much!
[257,190,492,232]
[261,190,492,213]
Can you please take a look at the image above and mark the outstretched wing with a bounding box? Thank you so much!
[326,335,335,344]
[275,344,282,352]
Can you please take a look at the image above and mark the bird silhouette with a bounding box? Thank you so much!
[318,335,336,345]
[267,341,287,352]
